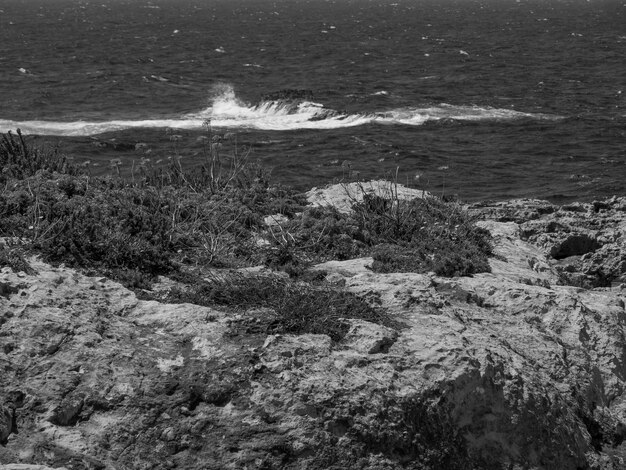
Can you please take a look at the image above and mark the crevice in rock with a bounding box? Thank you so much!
[49,395,85,427]
[550,234,599,260]
[0,281,20,298]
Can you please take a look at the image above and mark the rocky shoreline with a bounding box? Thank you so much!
[1,189,626,470]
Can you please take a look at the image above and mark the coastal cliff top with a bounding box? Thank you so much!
[2,133,626,469]
[1,182,626,468]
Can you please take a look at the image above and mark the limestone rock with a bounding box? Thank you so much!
[512,197,626,288]
[306,180,425,214]
[470,198,557,223]
[263,213,289,227]
[1,196,626,469]
[0,392,23,446]
[0,407,13,446]
[0,466,69,470]
[342,319,398,354]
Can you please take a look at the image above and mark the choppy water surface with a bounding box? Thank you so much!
[1,0,624,201]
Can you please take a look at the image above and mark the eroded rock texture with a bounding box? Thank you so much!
[473,196,626,288]
[1,197,626,469]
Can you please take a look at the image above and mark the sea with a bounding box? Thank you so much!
[1,0,625,202]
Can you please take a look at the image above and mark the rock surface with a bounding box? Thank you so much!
[1,195,626,469]
[306,180,426,213]
[472,196,626,288]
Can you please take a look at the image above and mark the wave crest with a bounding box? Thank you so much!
[0,84,559,136]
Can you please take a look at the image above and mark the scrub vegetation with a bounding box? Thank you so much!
[0,129,493,340]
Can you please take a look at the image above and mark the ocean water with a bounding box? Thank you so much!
[0,0,625,201]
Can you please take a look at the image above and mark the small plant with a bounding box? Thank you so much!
[0,244,36,275]
[0,129,81,181]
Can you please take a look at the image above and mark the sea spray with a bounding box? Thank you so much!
[0,85,560,137]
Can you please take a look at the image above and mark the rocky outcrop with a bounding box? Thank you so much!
[306,180,426,214]
[1,196,626,469]
[473,196,626,288]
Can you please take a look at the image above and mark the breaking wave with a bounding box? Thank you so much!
[0,85,559,136]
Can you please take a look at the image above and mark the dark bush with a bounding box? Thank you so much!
[0,131,492,288]
[0,130,310,281]
[163,273,397,342]
[264,193,493,277]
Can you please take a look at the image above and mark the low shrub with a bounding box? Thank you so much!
[0,129,80,181]
[351,393,471,469]
[0,131,492,288]
[263,192,493,277]
[371,239,491,277]
[0,131,307,286]
[163,273,396,341]
[108,268,156,290]
[359,195,493,276]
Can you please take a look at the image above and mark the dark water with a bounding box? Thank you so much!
[1,0,625,201]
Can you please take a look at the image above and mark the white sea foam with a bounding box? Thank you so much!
[0,86,560,136]
[0,119,204,136]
